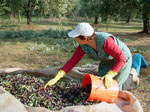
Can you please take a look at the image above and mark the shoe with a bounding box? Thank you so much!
[130,68,139,85]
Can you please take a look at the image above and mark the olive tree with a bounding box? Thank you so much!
[139,0,150,34]
[23,0,42,24]
[44,0,75,18]
[79,0,122,24]
[0,0,13,16]
[80,0,104,24]
[0,0,41,24]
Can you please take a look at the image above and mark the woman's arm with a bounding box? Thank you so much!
[104,36,126,73]
[61,45,85,73]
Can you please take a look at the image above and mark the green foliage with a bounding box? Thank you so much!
[28,38,78,54]
[23,0,42,12]
[55,38,78,53]
[78,0,148,24]
[0,29,70,39]
[44,0,75,17]
[71,0,82,17]
[118,38,132,43]
[28,42,53,53]
[129,46,149,53]
[0,0,23,16]
[80,0,103,17]
[118,0,139,22]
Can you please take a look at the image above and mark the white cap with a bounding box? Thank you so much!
[68,22,94,38]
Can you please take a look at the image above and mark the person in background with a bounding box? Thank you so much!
[44,22,140,90]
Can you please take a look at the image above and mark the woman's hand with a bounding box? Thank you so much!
[104,70,117,88]
[44,70,66,89]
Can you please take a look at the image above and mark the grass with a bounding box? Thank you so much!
[0,17,143,32]
[0,37,96,69]
[130,70,150,112]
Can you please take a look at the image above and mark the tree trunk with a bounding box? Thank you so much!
[18,10,22,22]
[85,13,89,20]
[27,0,31,25]
[142,3,150,34]
[143,12,150,34]
[71,12,76,19]
[94,16,98,24]
[126,16,130,23]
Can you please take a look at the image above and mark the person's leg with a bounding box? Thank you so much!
[75,64,99,75]
[122,53,148,90]
[114,56,132,90]
[122,73,138,90]
[132,53,148,77]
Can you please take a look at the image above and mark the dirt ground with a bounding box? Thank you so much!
[131,52,150,112]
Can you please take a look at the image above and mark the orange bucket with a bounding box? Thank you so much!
[81,73,119,103]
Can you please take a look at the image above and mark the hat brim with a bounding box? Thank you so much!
[68,29,80,38]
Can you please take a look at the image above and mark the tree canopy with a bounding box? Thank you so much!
[0,0,150,33]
